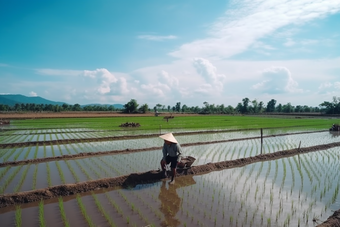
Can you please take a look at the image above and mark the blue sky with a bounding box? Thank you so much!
[0,0,339,108]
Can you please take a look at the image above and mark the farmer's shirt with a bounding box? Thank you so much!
[162,143,183,162]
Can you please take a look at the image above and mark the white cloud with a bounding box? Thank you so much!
[169,0,340,59]
[318,81,340,95]
[335,82,340,89]
[252,66,302,94]
[82,68,118,95]
[300,39,319,45]
[138,35,178,41]
[158,70,179,87]
[252,41,276,50]
[29,91,37,97]
[193,58,226,93]
[0,63,9,67]
[141,82,170,97]
[35,68,81,76]
[284,38,296,47]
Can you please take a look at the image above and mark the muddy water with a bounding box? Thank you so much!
[35,163,48,189]
[43,202,63,227]
[21,206,39,226]
[0,209,14,226]
[49,161,62,186]
[94,193,127,226]
[67,160,89,182]
[81,194,111,227]
[5,147,22,162]
[15,147,29,161]
[20,164,36,191]
[52,145,61,157]
[4,165,26,194]
[63,198,88,227]
[57,161,76,183]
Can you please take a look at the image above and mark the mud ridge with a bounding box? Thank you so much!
[0,130,327,167]
[316,209,340,226]
[1,141,339,208]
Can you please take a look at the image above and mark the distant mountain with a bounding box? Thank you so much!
[0,94,66,106]
[0,94,124,109]
[81,103,124,109]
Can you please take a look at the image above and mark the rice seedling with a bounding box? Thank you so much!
[92,193,116,227]
[12,147,24,161]
[39,200,46,227]
[46,163,52,187]
[74,160,92,180]
[0,165,23,194]
[58,197,70,227]
[43,143,47,158]
[64,160,80,182]
[34,143,39,159]
[55,161,66,184]
[23,146,33,160]
[28,164,37,190]
[15,205,22,227]
[104,192,123,215]
[0,166,11,180]
[76,194,95,227]
[2,147,17,162]
[14,164,31,192]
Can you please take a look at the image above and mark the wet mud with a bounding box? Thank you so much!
[1,140,340,208]
[316,210,340,227]
[0,130,327,167]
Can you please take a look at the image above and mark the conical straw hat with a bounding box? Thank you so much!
[159,133,178,144]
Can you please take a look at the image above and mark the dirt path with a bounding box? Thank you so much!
[0,130,327,167]
[1,141,339,208]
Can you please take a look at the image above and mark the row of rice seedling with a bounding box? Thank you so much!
[1,132,339,195]
[0,125,326,147]
[10,131,338,162]
[1,147,340,226]
[0,130,336,165]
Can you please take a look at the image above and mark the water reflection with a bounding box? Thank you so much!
[330,131,340,137]
[158,176,196,227]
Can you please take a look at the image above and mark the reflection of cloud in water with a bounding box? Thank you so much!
[158,176,196,227]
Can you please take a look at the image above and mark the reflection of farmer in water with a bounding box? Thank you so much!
[158,176,196,227]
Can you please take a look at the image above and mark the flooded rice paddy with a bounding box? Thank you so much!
[0,126,340,226]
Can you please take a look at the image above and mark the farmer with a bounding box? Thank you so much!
[159,133,182,184]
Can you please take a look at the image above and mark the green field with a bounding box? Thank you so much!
[10,115,336,131]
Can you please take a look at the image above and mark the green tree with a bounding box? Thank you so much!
[72,104,82,111]
[235,103,243,113]
[14,103,21,111]
[242,97,250,114]
[276,103,282,112]
[138,104,148,113]
[320,97,340,114]
[181,104,188,113]
[251,99,258,113]
[175,102,181,112]
[124,99,139,113]
[282,102,294,113]
[266,99,276,112]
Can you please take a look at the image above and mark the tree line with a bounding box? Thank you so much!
[1,96,339,115]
